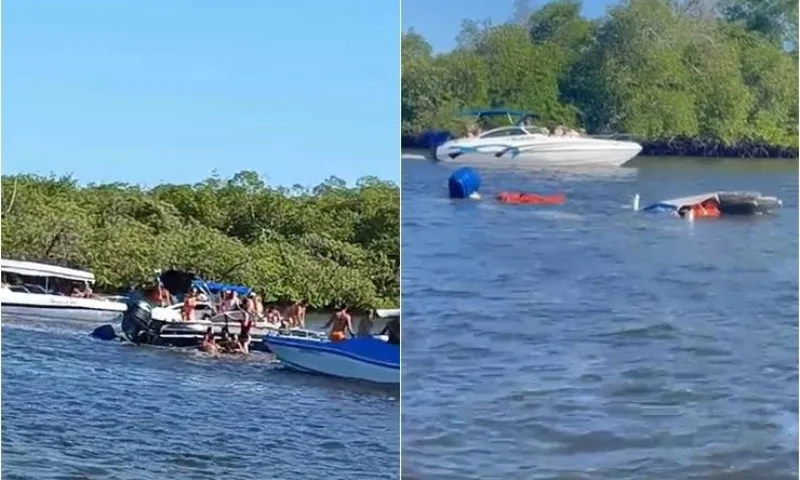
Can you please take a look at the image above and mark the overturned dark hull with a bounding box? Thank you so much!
[119,300,269,349]
[717,192,782,215]
[643,191,782,217]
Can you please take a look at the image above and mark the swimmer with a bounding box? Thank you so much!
[199,327,218,354]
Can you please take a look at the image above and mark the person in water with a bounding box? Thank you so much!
[322,305,354,342]
[199,327,218,354]
[227,334,244,353]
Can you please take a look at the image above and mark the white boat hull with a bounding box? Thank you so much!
[268,341,399,385]
[436,136,642,168]
[1,304,124,322]
[1,290,127,322]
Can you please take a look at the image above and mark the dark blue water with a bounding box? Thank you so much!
[402,158,798,479]
[2,316,399,480]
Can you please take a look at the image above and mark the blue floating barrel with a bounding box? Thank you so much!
[448,167,481,199]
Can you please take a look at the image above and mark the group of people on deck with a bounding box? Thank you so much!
[148,282,396,355]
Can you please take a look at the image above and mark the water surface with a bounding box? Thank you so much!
[402,158,798,479]
[2,315,399,480]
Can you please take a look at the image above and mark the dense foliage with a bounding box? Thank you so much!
[402,0,798,149]
[0,172,399,310]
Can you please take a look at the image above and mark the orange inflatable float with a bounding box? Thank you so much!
[496,191,566,205]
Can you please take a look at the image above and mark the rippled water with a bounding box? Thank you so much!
[2,316,398,480]
[401,158,798,479]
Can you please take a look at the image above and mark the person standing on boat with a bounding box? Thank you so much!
[156,281,172,307]
[322,305,354,342]
[287,299,307,329]
[144,285,163,306]
[182,288,198,321]
[239,311,254,354]
[254,293,265,320]
[220,290,240,313]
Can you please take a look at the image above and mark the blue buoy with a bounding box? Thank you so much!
[448,167,481,199]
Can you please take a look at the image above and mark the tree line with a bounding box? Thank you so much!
[402,0,798,155]
[1,171,399,310]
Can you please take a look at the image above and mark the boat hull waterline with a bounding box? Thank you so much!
[1,293,127,323]
[436,136,642,168]
[2,304,125,323]
[265,336,399,385]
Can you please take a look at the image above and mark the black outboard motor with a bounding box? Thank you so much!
[121,300,158,344]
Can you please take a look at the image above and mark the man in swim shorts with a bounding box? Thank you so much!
[322,305,354,342]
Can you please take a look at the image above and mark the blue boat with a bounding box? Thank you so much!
[264,310,400,385]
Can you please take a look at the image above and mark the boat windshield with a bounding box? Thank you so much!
[1,270,91,296]
[478,126,531,138]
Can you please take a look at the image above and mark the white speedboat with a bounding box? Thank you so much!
[436,125,642,168]
[0,259,128,322]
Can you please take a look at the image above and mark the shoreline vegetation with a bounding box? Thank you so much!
[0,171,399,311]
[401,0,799,160]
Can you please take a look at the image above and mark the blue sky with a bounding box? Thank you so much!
[2,0,400,187]
[402,0,616,52]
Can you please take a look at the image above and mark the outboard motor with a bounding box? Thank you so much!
[121,300,157,344]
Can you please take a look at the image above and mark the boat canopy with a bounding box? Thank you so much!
[0,259,95,283]
[158,269,253,297]
[192,280,252,297]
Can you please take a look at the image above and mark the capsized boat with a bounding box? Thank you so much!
[264,309,400,385]
[640,191,782,218]
[434,109,642,168]
[118,269,275,347]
